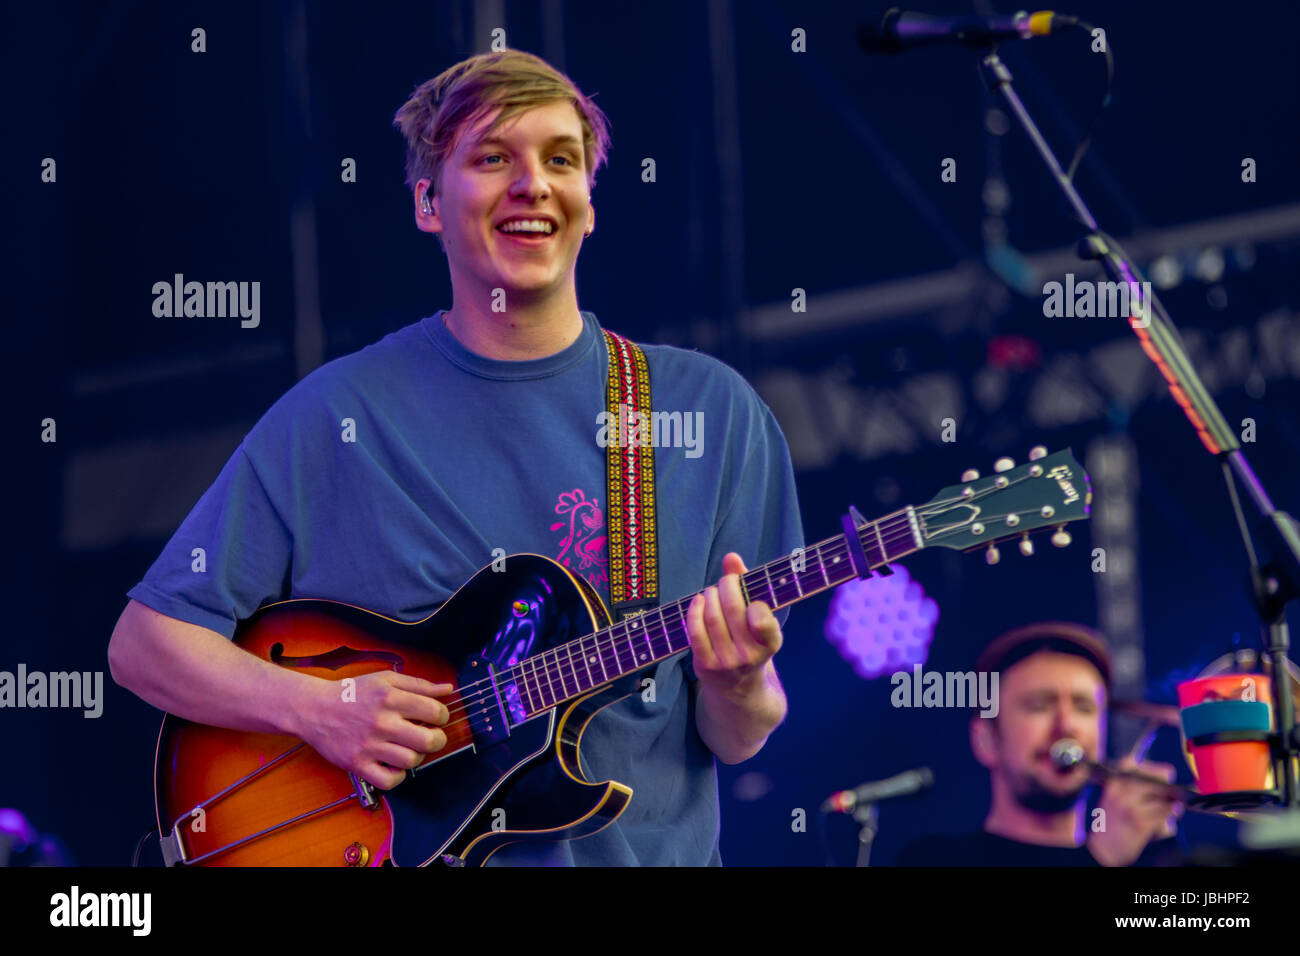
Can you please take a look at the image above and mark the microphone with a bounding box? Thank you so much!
[1049,737,1087,768]
[821,767,934,813]
[857,8,1078,54]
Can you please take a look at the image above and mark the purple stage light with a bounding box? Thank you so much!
[824,565,939,679]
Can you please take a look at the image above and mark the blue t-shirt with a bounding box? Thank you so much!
[128,309,804,866]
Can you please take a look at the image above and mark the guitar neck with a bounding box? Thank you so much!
[506,506,923,720]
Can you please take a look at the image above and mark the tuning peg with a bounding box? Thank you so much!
[1019,534,1034,556]
[1028,445,1048,461]
[985,543,1001,565]
[1052,527,1072,548]
[994,457,1015,473]
[961,468,980,482]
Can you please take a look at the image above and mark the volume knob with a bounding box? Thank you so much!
[344,842,371,867]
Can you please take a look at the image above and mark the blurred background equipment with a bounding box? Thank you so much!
[0,808,74,867]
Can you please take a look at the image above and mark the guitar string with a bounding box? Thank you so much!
[404,532,869,745]
[425,492,1055,735]
[424,503,1030,732]
[432,515,914,715]
[418,517,920,738]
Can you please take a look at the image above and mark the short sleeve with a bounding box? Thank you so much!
[689,386,804,683]
[126,444,293,638]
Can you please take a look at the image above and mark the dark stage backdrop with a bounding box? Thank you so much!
[3,0,1298,866]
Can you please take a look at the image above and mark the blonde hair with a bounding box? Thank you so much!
[393,49,612,203]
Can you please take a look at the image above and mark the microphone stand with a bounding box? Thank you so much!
[975,49,1300,811]
[853,802,879,867]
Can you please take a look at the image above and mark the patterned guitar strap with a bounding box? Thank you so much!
[601,328,659,624]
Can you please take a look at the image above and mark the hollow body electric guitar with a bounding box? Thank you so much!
[154,447,1091,866]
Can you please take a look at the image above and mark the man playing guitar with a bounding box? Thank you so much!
[109,49,805,866]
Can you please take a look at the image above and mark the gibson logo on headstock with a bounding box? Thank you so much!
[1047,464,1080,505]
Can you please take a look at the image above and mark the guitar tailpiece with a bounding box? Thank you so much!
[350,773,379,809]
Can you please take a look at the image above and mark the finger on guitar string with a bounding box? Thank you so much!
[385,673,456,725]
[686,592,718,670]
[701,585,735,666]
[718,570,752,660]
[376,711,448,758]
[717,552,782,669]
[296,670,453,792]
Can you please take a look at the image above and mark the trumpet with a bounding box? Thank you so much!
[1049,737,1200,802]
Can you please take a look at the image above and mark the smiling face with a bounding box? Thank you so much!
[973,651,1107,813]
[416,100,595,307]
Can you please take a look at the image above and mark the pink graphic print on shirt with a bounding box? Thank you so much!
[551,488,608,593]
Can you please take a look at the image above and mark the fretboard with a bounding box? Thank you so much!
[502,506,921,722]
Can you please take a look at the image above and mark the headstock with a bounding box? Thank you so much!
[916,446,1091,561]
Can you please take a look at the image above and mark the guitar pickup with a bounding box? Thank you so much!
[457,659,512,748]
